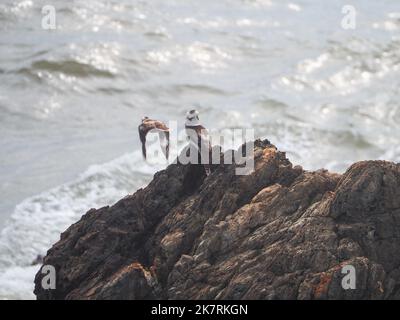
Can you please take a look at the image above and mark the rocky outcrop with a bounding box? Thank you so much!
[34,139,400,299]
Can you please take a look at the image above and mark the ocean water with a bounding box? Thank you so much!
[1,0,400,299]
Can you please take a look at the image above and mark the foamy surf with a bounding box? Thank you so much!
[0,150,165,300]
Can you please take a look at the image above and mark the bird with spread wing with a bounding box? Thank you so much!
[138,117,170,160]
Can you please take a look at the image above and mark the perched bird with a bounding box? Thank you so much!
[138,117,170,160]
[185,109,211,176]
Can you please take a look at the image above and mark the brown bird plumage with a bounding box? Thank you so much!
[138,117,170,160]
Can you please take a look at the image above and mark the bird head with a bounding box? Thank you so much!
[185,109,200,126]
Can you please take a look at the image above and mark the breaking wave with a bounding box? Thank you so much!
[0,150,160,299]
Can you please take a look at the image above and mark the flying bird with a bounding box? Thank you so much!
[138,117,170,160]
[185,109,211,176]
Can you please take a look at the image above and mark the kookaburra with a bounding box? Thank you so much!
[185,109,211,176]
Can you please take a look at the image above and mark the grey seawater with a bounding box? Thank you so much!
[0,0,400,299]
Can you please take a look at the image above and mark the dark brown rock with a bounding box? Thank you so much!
[34,139,400,299]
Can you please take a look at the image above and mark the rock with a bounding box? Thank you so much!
[34,139,400,299]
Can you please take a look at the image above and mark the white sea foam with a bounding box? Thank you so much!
[0,265,39,300]
[0,150,162,299]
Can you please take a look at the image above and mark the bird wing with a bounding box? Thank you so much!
[140,119,170,160]
[163,130,170,159]
[143,119,167,129]
[138,124,148,159]
[196,125,211,151]
[153,120,169,131]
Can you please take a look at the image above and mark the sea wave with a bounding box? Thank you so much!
[17,59,116,79]
[0,150,162,299]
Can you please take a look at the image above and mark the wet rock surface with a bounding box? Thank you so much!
[34,140,400,299]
